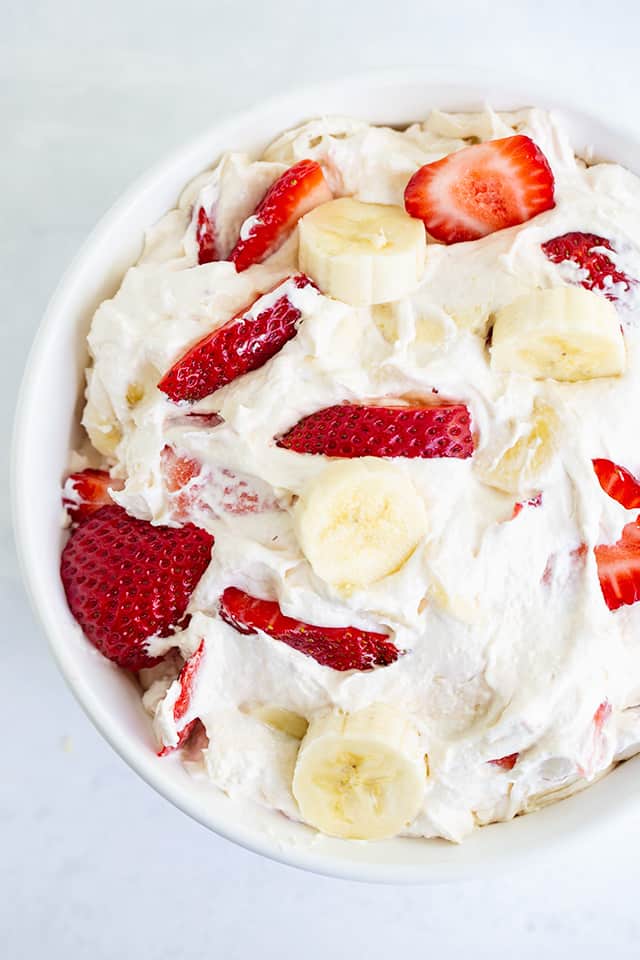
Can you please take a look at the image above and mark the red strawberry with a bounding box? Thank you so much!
[196,206,218,265]
[62,469,125,523]
[161,446,278,519]
[277,402,473,459]
[161,446,205,521]
[158,275,314,403]
[219,587,398,671]
[593,458,640,509]
[404,135,555,244]
[595,518,640,610]
[511,492,543,520]
[229,159,332,272]
[594,699,612,731]
[61,505,214,670]
[162,447,202,492]
[488,753,519,771]
[158,640,206,756]
[542,232,634,301]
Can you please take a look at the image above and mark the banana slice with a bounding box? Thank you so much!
[250,705,309,740]
[298,197,426,306]
[292,703,426,840]
[294,459,427,592]
[83,403,122,457]
[491,286,625,381]
[475,402,558,495]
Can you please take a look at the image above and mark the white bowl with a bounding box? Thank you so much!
[13,69,640,883]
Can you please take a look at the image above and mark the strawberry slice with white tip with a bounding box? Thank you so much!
[230,159,332,271]
[62,469,125,523]
[219,587,398,671]
[593,459,640,509]
[157,274,316,403]
[404,135,555,244]
[158,640,206,756]
[195,206,219,264]
[595,519,640,610]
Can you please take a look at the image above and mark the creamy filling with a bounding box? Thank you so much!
[83,107,640,842]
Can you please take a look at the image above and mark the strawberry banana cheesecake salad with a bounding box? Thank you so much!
[60,106,640,843]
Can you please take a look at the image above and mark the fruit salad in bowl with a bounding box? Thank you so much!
[50,93,640,848]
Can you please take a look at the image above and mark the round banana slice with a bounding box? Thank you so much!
[292,703,426,840]
[491,286,625,381]
[294,458,428,592]
[298,197,426,306]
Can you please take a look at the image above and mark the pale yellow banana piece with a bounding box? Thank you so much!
[292,703,426,840]
[491,286,625,381]
[294,459,427,592]
[298,197,426,306]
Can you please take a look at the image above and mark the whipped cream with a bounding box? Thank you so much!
[83,107,640,842]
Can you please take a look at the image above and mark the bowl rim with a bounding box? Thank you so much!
[12,66,640,884]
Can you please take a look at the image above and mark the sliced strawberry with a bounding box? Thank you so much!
[595,518,640,610]
[542,232,635,301]
[229,160,332,272]
[61,505,214,670]
[158,275,314,403]
[62,469,125,523]
[488,753,519,771]
[161,446,278,519]
[162,447,202,492]
[511,492,543,520]
[158,640,206,756]
[404,135,555,244]
[219,587,398,671]
[195,206,218,265]
[161,446,206,521]
[593,458,640,509]
[594,699,612,731]
[277,402,473,459]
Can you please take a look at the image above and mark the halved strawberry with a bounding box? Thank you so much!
[61,505,214,670]
[62,469,125,523]
[593,458,640,509]
[158,639,206,756]
[595,518,640,610]
[542,232,635,301]
[158,275,314,403]
[488,753,519,771]
[219,587,398,671]
[196,206,218,265]
[277,402,473,459]
[229,159,332,272]
[404,135,555,244]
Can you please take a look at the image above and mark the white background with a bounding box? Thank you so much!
[4,1,640,956]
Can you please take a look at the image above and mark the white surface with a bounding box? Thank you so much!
[4,0,640,955]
